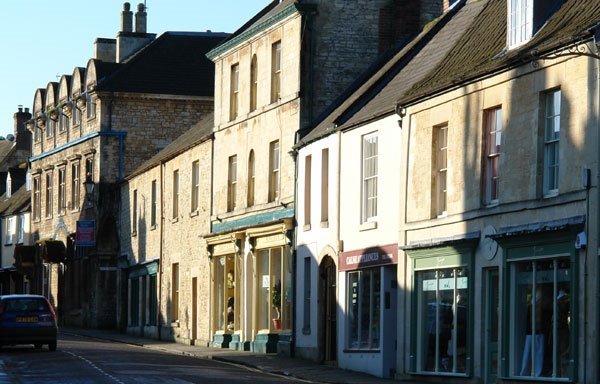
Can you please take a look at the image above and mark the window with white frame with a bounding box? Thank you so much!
[17,213,25,244]
[433,124,448,217]
[271,41,281,103]
[71,161,80,210]
[362,133,378,223]
[508,0,532,49]
[58,168,66,215]
[59,109,69,133]
[250,55,258,112]
[151,179,157,227]
[191,161,200,212]
[543,89,560,195]
[247,150,255,207]
[33,176,41,220]
[321,148,329,223]
[268,140,280,202]
[4,216,15,244]
[6,173,11,198]
[228,155,237,212]
[304,155,311,228]
[483,107,502,205]
[347,268,381,350]
[172,169,179,219]
[132,189,138,235]
[45,172,53,218]
[230,63,239,121]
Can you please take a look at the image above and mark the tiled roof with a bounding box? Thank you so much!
[126,112,214,179]
[0,185,30,216]
[96,32,229,96]
[0,141,15,170]
[398,0,600,105]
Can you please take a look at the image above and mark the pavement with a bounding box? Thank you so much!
[46,327,409,384]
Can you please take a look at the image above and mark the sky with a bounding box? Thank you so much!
[0,0,270,138]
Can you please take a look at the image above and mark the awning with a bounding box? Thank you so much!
[36,239,67,263]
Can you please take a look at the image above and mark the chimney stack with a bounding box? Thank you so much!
[117,2,155,63]
[121,2,133,32]
[135,3,147,33]
[13,106,32,152]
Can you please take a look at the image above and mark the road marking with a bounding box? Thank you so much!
[64,351,125,384]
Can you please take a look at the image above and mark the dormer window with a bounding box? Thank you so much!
[508,0,532,49]
[6,173,11,198]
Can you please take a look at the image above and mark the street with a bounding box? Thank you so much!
[0,333,304,384]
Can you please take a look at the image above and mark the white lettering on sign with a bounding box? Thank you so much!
[346,252,393,266]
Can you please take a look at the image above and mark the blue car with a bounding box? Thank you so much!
[0,294,58,351]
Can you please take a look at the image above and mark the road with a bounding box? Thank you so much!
[0,333,304,384]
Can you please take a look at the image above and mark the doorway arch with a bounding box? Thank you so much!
[318,254,337,364]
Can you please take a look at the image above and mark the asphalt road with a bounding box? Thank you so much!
[0,333,304,384]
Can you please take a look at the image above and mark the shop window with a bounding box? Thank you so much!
[416,267,469,374]
[508,257,571,378]
[171,263,179,322]
[213,254,241,333]
[347,267,381,350]
[256,246,291,332]
[148,274,157,326]
[130,277,140,326]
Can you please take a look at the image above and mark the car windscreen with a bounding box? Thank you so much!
[4,299,49,312]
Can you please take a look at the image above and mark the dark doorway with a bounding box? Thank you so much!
[319,255,337,364]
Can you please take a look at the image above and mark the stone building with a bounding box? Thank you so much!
[27,2,225,329]
[0,107,32,295]
[204,0,448,355]
[119,115,213,344]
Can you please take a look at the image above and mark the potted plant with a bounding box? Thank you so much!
[272,279,281,330]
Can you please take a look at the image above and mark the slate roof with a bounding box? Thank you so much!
[0,141,15,171]
[0,185,30,216]
[398,0,600,105]
[126,112,214,179]
[298,0,600,147]
[95,32,229,96]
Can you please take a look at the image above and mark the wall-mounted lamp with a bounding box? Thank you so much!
[84,173,95,207]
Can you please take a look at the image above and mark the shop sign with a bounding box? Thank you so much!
[76,220,96,246]
[339,244,398,271]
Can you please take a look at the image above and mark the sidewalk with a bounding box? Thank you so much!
[60,327,410,384]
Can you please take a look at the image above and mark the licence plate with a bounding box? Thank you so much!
[16,316,38,323]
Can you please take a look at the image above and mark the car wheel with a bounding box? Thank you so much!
[34,343,43,349]
[48,341,57,351]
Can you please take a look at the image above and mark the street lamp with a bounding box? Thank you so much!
[84,173,95,207]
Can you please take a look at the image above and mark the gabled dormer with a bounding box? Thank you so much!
[507,0,563,49]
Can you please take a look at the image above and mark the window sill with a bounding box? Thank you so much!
[320,221,329,228]
[150,224,158,231]
[343,348,381,354]
[436,211,448,219]
[170,321,180,328]
[483,201,499,209]
[170,217,179,224]
[543,190,559,199]
[303,224,311,232]
[131,231,137,237]
[359,221,377,231]
[189,210,199,218]
[4,242,12,246]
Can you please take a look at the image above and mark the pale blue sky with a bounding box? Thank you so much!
[0,0,269,138]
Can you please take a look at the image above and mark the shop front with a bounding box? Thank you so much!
[207,220,293,353]
[338,244,398,378]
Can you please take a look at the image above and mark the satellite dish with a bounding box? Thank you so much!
[6,134,14,142]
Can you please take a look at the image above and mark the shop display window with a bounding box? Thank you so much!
[347,267,381,350]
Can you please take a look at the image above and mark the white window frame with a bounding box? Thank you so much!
[58,167,66,215]
[271,41,282,103]
[71,161,80,211]
[361,132,378,223]
[17,213,25,244]
[543,89,561,196]
[434,124,448,217]
[484,107,502,205]
[45,172,53,218]
[5,216,15,245]
[508,0,533,49]
[172,169,179,220]
[230,63,239,121]
[228,155,237,212]
[191,161,200,212]
[268,141,280,203]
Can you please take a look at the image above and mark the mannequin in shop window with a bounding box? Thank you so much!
[520,287,551,376]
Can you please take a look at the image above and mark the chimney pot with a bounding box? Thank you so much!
[135,3,147,34]
[121,2,133,33]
